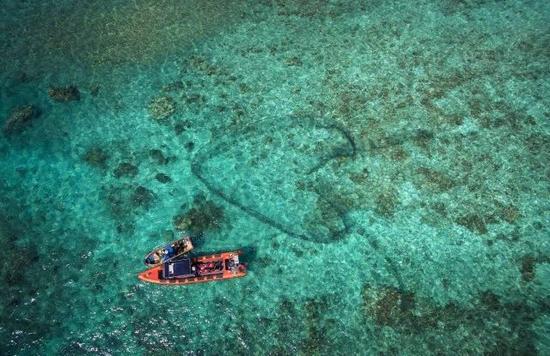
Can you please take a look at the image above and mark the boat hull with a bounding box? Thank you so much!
[138,251,246,285]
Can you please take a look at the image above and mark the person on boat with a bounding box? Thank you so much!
[161,245,176,262]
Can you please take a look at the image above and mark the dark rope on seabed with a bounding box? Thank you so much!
[313,125,405,291]
[190,132,405,290]
[189,122,359,242]
[307,124,357,175]
[191,125,356,241]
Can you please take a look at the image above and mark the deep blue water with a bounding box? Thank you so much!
[1,0,549,354]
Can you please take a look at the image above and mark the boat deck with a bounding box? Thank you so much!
[138,251,246,285]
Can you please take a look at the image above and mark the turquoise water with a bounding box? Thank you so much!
[1,0,549,354]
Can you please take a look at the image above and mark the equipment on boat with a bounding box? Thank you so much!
[143,236,194,267]
[138,250,247,285]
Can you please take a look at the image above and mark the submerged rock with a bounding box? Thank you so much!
[113,162,138,178]
[162,80,184,92]
[155,173,172,183]
[3,105,40,134]
[48,85,81,102]
[148,95,176,120]
[521,255,535,282]
[174,120,190,135]
[185,141,194,152]
[173,215,192,231]
[149,149,168,165]
[173,196,224,233]
[83,147,109,169]
[132,186,155,207]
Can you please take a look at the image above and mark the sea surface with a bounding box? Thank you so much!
[1,0,549,354]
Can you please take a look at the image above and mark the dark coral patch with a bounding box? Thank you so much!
[132,186,155,208]
[173,195,224,234]
[362,283,539,353]
[374,189,399,218]
[48,85,80,102]
[456,214,488,234]
[174,121,190,135]
[83,147,109,169]
[412,129,434,149]
[520,255,535,282]
[155,173,172,183]
[416,167,456,192]
[113,162,138,178]
[363,285,415,327]
[3,105,41,134]
[184,141,194,152]
[148,96,175,120]
[149,149,168,165]
[498,204,520,224]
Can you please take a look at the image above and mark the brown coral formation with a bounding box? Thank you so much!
[48,85,80,102]
[3,105,40,134]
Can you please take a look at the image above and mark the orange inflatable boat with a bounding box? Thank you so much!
[138,250,246,285]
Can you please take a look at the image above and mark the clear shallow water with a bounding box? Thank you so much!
[1,0,549,354]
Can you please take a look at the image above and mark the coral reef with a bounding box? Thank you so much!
[149,149,168,165]
[103,183,155,234]
[456,214,490,234]
[48,85,80,102]
[301,296,335,354]
[83,147,109,169]
[363,285,415,326]
[113,162,138,178]
[1,0,547,353]
[184,141,194,152]
[374,189,399,218]
[174,121,190,135]
[172,194,224,234]
[3,105,40,134]
[132,186,155,208]
[362,283,540,353]
[148,96,175,120]
[155,173,171,183]
[415,167,456,192]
